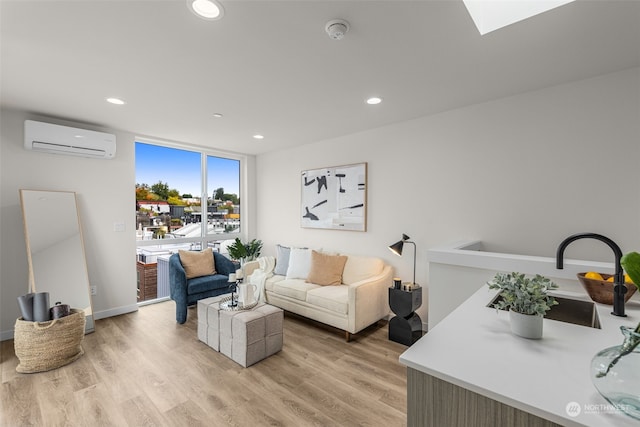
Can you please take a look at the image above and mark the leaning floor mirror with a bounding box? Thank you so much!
[19,190,95,333]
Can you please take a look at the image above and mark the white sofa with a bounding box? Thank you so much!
[245,253,393,341]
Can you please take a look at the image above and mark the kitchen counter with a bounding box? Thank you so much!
[426,239,623,329]
[400,286,640,426]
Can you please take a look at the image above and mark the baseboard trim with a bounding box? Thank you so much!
[94,304,139,320]
[137,296,170,307]
[0,304,139,341]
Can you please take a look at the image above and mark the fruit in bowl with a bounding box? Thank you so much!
[605,274,634,284]
[584,271,604,281]
[577,271,637,305]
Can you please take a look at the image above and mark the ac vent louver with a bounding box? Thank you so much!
[24,120,116,159]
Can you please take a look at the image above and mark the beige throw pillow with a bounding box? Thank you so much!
[306,250,348,286]
[179,248,216,279]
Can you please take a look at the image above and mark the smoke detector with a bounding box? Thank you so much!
[325,19,350,40]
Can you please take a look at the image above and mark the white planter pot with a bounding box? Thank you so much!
[509,309,543,339]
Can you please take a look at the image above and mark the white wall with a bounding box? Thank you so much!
[2,67,636,338]
[0,110,139,339]
[255,68,640,325]
[0,109,258,340]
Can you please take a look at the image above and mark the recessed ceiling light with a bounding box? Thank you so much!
[106,97,125,105]
[213,113,223,118]
[188,0,224,20]
[253,134,264,140]
[366,97,382,105]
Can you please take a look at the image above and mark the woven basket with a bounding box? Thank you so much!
[14,309,85,373]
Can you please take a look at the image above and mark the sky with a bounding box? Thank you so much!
[135,142,240,198]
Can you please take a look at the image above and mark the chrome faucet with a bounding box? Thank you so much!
[556,232,627,317]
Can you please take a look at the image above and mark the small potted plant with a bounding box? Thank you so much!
[227,238,263,264]
[487,272,558,339]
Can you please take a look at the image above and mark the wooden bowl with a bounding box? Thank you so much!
[577,273,637,305]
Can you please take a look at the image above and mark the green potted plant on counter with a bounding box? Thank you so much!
[590,252,640,420]
[487,272,558,339]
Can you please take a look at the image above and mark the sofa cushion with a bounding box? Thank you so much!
[342,255,384,285]
[179,248,216,279]
[286,247,312,279]
[306,286,349,315]
[306,250,347,286]
[274,244,290,276]
[187,274,230,295]
[265,275,285,292]
[272,279,319,301]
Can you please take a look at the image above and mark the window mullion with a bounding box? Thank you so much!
[201,152,208,248]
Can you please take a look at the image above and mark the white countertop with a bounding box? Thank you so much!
[399,286,640,427]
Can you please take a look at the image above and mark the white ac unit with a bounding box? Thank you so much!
[24,120,116,159]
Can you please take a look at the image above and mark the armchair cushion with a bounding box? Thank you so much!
[169,251,238,324]
[179,248,216,279]
[187,274,230,294]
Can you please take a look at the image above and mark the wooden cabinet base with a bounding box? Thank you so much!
[407,368,562,427]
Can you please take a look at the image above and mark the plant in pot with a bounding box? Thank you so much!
[226,238,263,264]
[590,251,640,420]
[487,272,558,339]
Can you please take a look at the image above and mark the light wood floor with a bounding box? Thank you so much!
[1,301,408,426]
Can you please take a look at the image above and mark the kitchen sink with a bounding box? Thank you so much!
[487,294,601,329]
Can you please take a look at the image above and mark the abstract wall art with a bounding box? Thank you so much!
[300,162,367,231]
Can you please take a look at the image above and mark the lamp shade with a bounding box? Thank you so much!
[389,240,404,256]
[389,233,411,256]
[388,234,416,285]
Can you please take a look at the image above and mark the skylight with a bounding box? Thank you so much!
[463,0,576,35]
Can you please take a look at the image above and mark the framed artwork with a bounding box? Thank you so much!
[300,162,367,231]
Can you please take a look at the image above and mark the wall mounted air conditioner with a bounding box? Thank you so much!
[24,120,116,159]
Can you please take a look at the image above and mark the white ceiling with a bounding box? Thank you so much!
[2,0,639,155]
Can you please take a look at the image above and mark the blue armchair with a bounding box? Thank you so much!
[169,251,238,324]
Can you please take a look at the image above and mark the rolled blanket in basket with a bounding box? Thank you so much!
[14,308,85,373]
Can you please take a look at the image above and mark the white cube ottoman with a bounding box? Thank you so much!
[219,304,283,367]
[197,296,226,349]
